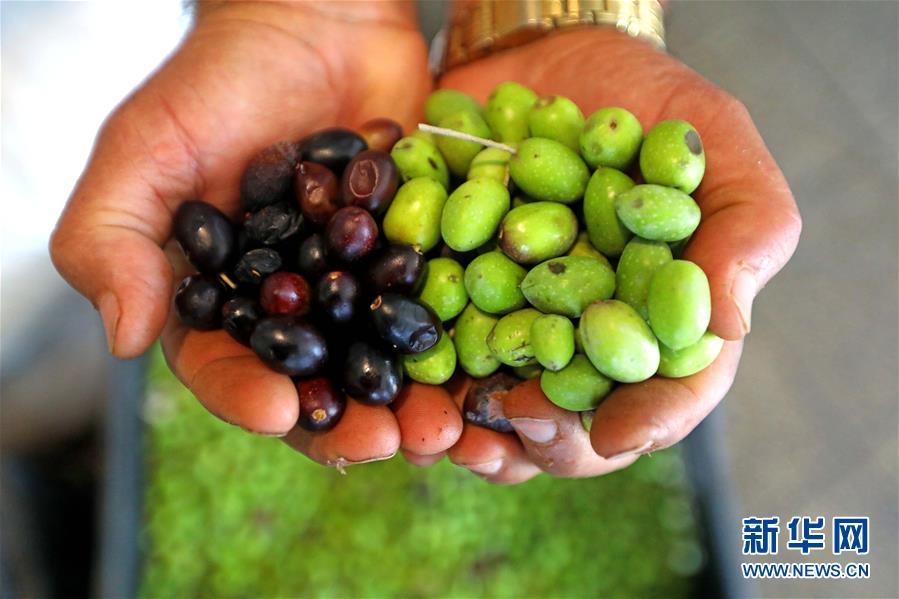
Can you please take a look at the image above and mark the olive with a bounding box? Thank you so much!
[297,233,330,278]
[325,206,378,263]
[240,141,300,212]
[462,373,518,433]
[315,271,359,324]
[243,201,304,246]
[358,117,404,153]
[250,317,328,376]
[341,149,399,215]
[232,248,282,286]
[342,341,402,405]
[295,377,346,432]
[221,296,263,345]
[298,127,367,174]
[174,274,226,330]
[260,272,312,316]
[295,161,341,227]
[370,294,441,354]
[173,201,235,273]
[367,245,427,295]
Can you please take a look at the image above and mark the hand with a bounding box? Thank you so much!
[438,28,801,483]
[51,2,464,465]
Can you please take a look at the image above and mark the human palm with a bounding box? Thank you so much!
[52,2,448,465]
[433,28,800,483]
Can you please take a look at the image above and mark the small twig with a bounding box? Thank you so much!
[417,124,517,154]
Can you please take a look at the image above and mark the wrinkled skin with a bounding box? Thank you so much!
[51,3,799,481]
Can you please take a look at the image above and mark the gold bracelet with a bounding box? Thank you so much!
[444,0,666,70]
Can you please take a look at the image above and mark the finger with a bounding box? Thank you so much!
[591,340,743,459]
[49,109,184,358]
[161,320,299,435]
[503,379,639,477]
[390,382,463,456]
[282,399,401,468]
[402,449,445,468]
[448,424,541,485]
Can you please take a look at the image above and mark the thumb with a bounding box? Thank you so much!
[50,107,195,359]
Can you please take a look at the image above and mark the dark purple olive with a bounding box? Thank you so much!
[315,271,359,324]
[298,128,367,174]
[244,201,303,246]
[370,294,441,354]
[298,233,330,278]
[462,373,518,432]
[221,297,262,345]
[173,201,235,273]
[295,377,345,432]
[325,206,378,263]
[295,161,341,226]
[260,272,311,316]
[367,245,427,295]
[174,274,226,330]
[232,248,282,285]
[358,118,404,153]
[240,141,300,213]
[250,317,328,376]
[342,341,402,405]
[341,149,399,215]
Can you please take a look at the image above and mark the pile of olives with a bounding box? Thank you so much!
[173,81,722,437]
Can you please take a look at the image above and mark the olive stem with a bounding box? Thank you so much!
[417,124,517,154]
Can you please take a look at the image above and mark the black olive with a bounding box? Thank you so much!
[221,296,262,345]
[298,128,367,174]
[174,274,226,330]
[367,245,427,295]
[342,341,402,405]
[369,294,441,354]
[250,317,327,376]
[173,201,235,273]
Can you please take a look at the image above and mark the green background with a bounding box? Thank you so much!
[140,349,702,598]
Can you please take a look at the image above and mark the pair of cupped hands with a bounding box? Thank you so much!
[51,2,800,484]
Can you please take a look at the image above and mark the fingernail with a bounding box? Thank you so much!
[600,439,655,461]
[97,293,119,353]
[731,269,756,335]
[463,458,503,475]
[510,418,558,444]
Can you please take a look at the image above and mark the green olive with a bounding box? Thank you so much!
[452,303,501,377]
[498,201,578,264]
[647,260,711,350]
[579,107,643,170]
[485,81,538,143]
[579,299,660,383]
[487,308,542,367]
[424,89,482,125]
[383,178,447,252]
[464,251,527,314]
[531,314,576,372]
[418,257,468,321]
[403,332,457,384]
[615,184,701,242]
[441,178,510,251]
[639,119,705,194]
[509,137,589,203]
[540,355,614,411]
